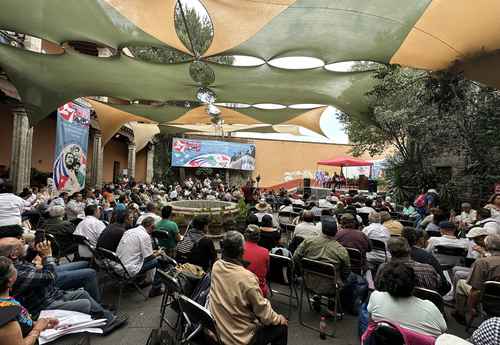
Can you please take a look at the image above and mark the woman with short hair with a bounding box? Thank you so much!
[367,262,447,337]
[0,256,58,345]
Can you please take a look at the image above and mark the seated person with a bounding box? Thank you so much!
[376,237,442,293]
[136,202,161,226]
[258,215,281,251]
[454,202,477,229]
[97,209,130,252]
[362,212,390,265]
[426,221,469,266]
[0,256,59,345]
[254,201,274,223]
[425,208,448,235]
[451,227,489,292]
[380,211,403,237]
[243,225,269,297]
[335,213,371,271]
[292,211,320,240]
[402,201,417,218]
[116,217,164,297]
[209,231,288,345]
[453,234,500,324]
[402,227,451,296]
[0,183,30,231]
[368,262,447,337]
[41,205,76,255]
[0,238,126,334]
[176,215,217,272]
[73,205,106,258]
[474,208,500,235]
[154,206,182,257]
[293,217,351,287]
[357,199,376,215]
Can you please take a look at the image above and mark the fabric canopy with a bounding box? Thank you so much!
[317,156,373,167]
[0,0,499,135]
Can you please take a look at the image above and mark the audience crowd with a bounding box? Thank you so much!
[0,177,499,345]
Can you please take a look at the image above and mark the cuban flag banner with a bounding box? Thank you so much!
[53,100,90,194]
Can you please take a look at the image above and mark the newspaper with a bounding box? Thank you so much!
[38,309,106,344]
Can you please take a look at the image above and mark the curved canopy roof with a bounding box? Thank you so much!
[317,156,373,167]
[0,0,498,144]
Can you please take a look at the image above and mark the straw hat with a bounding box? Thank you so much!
[255,201,270,212]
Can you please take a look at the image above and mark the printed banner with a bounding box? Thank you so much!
[53,100,90,194]
[171,138,256,171]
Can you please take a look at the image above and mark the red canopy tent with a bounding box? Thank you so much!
[317,156,374,182]
[317,156,373,167]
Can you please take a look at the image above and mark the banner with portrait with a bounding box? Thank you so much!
[53,100,90,194]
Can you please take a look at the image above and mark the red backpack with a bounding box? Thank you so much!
[414,194,426,208]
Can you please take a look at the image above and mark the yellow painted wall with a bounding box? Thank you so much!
[250,138,375,187]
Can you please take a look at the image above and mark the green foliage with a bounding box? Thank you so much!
[339,65,500,204]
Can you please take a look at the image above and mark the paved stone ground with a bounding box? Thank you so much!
[51,282,470,345]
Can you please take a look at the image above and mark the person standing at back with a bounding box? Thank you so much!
[243,224,270,297]
[155,206,182,257]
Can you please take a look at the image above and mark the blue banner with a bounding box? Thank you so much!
[53,100,91,193]
[171,138,256,171]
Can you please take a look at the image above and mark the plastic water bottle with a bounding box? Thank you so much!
[319,316,327,340]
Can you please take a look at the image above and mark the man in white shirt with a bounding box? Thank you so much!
[293,211,321,240]
[74,205,106,258]
[426,221,469,267]
[357,199,376,215]
[454,203,477,228]
[0,183,30,227]
[363,212,391,264]
[116,217,163,297]
[65,192,85,220]
[136,202,162,226]
[475,208,500,235]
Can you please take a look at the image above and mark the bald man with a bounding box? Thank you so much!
[0,238,124,333]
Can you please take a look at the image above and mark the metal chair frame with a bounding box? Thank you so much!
[370,239,388,263]
[267,253,299,318]
[413,287,445,314]
[178,295,223,345]
[346,247,364,275]
[298,258,341,337]
[95,247,148,309]
[157,269,182,331]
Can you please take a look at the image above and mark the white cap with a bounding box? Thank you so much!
[435,334,472,345]
[466,227,489,238]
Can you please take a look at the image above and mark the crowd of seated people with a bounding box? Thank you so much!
[1,176,500,345]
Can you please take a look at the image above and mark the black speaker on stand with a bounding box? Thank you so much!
[303,178,311,196]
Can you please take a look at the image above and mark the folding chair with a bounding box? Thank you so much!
[157,269,182,331]
[278,211,299,225]
[369,322,405,345]
[95,247,148,309]
[346,247,364,275]
[434,245,467,270]
[292,204,304,214]
[357,213,369,226]
[482,281,500,317]
[413,287,445,314]
[298,258,341,337]
[279,223,295,245]
[73,234,97,260]
[389,212,402,219]
[151,230,170,250]
[399,219,415,227]
[268,253,299,317]
[178,295,223,345]
[370,239,387,263]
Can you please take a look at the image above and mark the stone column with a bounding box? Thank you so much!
[10,107,31,193]
[90,132,103,188]
[146,144,155,184]
[127,143,136,179]
[24,126,33,187]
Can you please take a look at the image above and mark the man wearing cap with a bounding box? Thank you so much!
[475,208,500,235]
[243,224,270,297]
[293,217,351,286]
[454,202,477,229]
[335,213,371,270]
[426,221,469,266]
[42,205,76,253]
[451,227,490,297]
[453,234,500,324]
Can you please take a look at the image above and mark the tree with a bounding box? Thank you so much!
[338,65,500,204]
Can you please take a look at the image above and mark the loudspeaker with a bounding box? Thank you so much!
[303,178,311,188]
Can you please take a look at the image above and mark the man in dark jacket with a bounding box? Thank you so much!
[97,209,130,252]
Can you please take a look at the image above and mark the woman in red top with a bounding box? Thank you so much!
[243,224,270,297]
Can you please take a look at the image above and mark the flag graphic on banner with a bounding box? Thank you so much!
[53,100,90,194]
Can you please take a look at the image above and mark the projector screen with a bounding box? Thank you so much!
[171,138,256,171]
